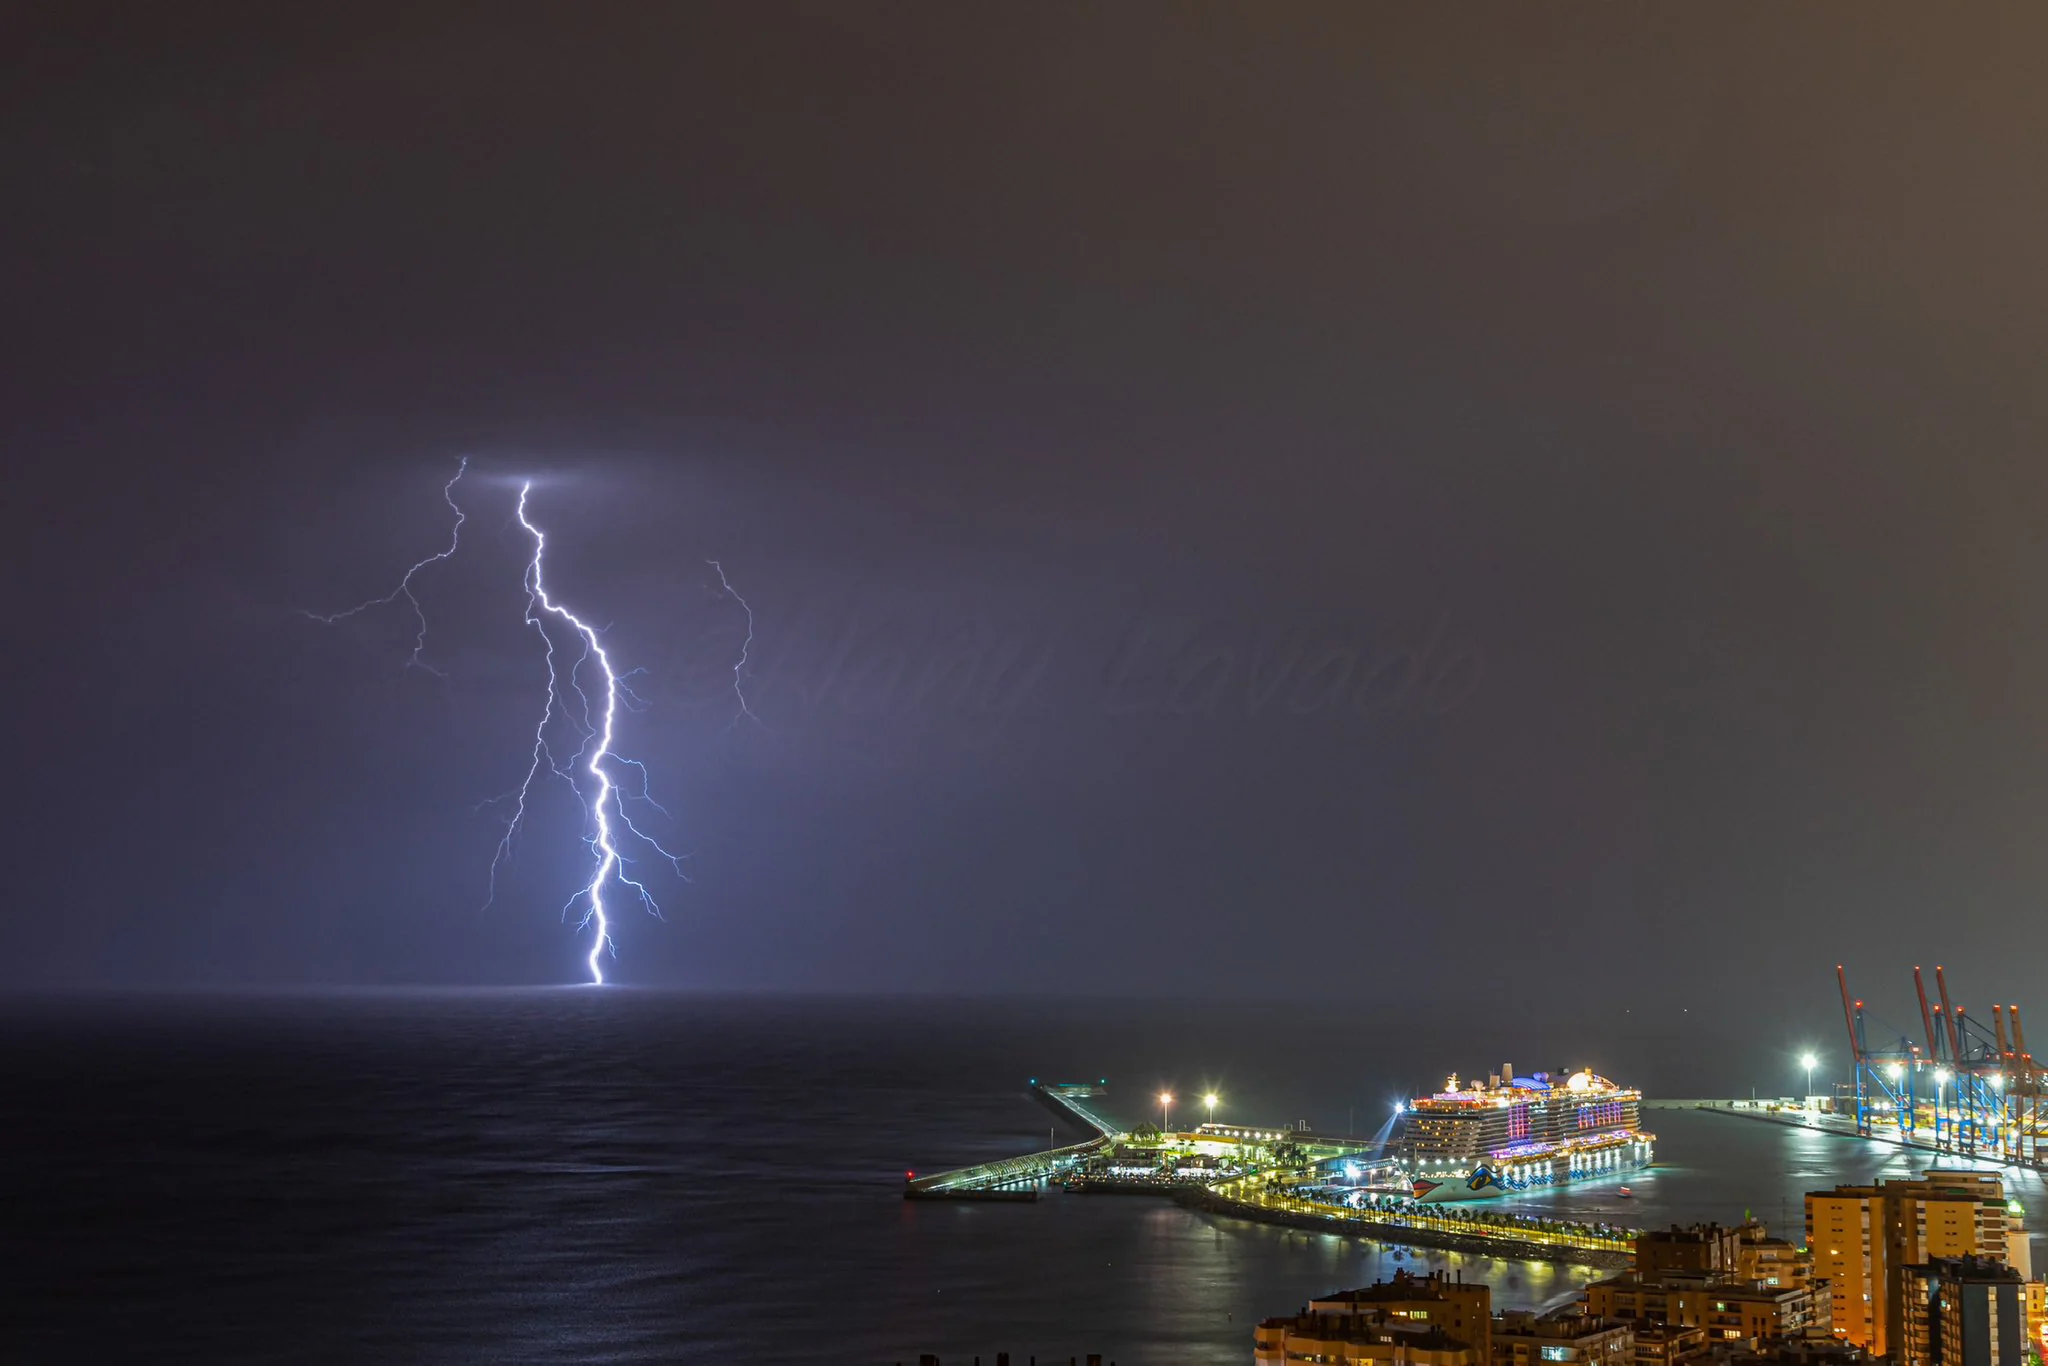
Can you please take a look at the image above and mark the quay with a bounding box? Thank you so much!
[1653,1097,2047,1171]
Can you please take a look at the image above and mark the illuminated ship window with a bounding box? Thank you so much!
[1575,1101,1626,1129]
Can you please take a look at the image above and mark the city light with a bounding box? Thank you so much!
[1799,1052,1818,1111]
[1202,1092,1219,1120]
[1159,1092,1174,1133]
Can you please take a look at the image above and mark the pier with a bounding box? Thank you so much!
[1029,1080,1121,1141]
[906,1080,1642,1265]
[904,1083,1117,1199]
[904,1136,1106,1199]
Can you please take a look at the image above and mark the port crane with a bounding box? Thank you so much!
[1835,965,2046,1167]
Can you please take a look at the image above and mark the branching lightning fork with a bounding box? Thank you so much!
[299,456,469,673]
[708,559,763,730]
[306,462,758,984]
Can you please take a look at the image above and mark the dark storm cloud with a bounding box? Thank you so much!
[7,3,2048,1014]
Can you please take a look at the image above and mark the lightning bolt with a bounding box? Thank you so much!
[299,456,468,673]
[504,481,688,985]
[306,462,753,985]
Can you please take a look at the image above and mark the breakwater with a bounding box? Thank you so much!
[905,1082,1118,1198]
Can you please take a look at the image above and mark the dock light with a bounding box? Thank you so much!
[1800,1052,1818,1110]
[1935,1067,1952,1084]
[1887,1063,1905,1082]
[1991,1072,2006,1089]
[1393,1101,1405,1115]
[1203,1092,1219,1122]
[1159,1092,1174,1133]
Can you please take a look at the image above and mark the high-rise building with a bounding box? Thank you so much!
[1805,1170,2011,1357]
[1898,1256,2027,1366]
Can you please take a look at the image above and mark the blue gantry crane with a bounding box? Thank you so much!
[1837,965,2044,1167]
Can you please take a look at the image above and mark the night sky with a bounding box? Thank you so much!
[9,5,2048,1010]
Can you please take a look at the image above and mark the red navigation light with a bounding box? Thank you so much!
[906,1171,915,1180]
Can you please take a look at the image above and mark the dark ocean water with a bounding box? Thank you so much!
[5,992,2043,1365]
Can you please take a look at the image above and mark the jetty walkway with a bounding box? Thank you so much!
[904,1083,1116,1199]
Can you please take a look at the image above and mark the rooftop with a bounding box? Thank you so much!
[1313,1271,1478,1305]
[1496,1309,1629,1341]
[1906,1254,2025,1284]
[1260,1314,1475,1352]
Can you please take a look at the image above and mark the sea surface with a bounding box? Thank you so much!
[5,992,2044,1365]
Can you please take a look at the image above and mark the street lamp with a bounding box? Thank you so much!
[1159,1092,1174,1135]
[1799,1052,1818,1113]
[1934,1068,1952,1147]
[1203,1092,1219,1125]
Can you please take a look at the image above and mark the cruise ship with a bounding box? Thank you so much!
[1394,1065,1653,1202]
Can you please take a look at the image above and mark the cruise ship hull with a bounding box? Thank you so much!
[1407,1136,1653,1202]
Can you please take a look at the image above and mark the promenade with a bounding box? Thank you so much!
[1189,1174,1635,1267]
